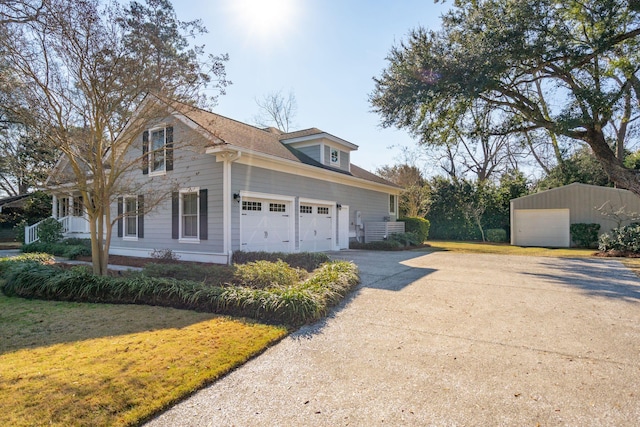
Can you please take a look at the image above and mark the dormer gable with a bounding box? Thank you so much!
[279,129,358,172]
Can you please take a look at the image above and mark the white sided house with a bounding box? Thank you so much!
[41,99,402,263]
[511,183,640,247]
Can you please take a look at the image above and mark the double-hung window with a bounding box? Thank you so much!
[182,191,199,239]
[150,128,166,174]
[117,195,143,240]
[172,188,207,242]
[143,126,173,175]
[124,196,138,238]
[389,194,397,215]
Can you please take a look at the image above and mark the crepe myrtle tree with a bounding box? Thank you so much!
[1,0,229,275]
[371,0,640,196]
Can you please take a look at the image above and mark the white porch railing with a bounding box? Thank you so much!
[24,216,90,244]
[364,221,405,243]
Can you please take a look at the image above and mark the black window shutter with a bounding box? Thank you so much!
[137,195,144,238]
[171,192,179,239]
[199,189,208,240]
[166,126,174,171]
[142,131,149,174]
[117,197,123,237]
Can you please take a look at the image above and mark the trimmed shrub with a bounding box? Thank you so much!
[387,232,423,247]
[150,248,181,262]
[142,262,235,285]
[398,217,430,243]
[233,260,307,289]
[231,251,330,271]
[22,240,91,259]
[37,218,64,243]
[0,257,359,326]
[349,240,400,250]
[599,224,640,253]
[0,252,55,275]
[570,223,601,248]
[13,220,27,243]
[486,228,507,243]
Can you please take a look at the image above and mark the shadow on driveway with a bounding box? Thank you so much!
[330,249,437,292]
[295,250,438,339]
[523,257,640,302]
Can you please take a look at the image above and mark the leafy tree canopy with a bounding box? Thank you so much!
[371,0,640,195]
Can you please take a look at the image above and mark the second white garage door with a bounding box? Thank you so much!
[299,203,333,252]
[241,198,293,252]
[513,209,570,247]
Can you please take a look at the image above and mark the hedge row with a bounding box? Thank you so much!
[0,255,359,326]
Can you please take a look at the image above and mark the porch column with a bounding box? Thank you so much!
[52,195,58,218]
[214,150,241,261]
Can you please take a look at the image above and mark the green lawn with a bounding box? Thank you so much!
[0,294,287,426]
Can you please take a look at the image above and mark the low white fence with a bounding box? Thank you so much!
[24,215,90,244]
[364,222,405,243]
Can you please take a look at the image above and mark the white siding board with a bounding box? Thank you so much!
[297,145,321,163]
[231,163,390,251]
[110,119,225,258]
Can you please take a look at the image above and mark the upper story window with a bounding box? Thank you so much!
[330,147,339,165]
[150,128,166,174]
[142,126,173,175]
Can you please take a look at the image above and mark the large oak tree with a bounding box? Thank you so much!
[371,0,640,195]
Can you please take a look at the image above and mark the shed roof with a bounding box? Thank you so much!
[511,183,634,203]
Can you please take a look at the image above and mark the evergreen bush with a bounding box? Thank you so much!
[598,225,640,253]
[37,217,64,243]
[398,217,430,242]
[570,223,601,248]
[486,228,507,243]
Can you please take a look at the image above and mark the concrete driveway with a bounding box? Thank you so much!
[147,250,640,426]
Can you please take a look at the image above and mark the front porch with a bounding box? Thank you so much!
[25,194,90,244]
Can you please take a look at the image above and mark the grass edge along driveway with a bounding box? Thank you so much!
[0,294,287,427]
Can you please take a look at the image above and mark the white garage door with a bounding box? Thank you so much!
[513,209,570,247]
[241,198,292,252]
[299,203,333,252]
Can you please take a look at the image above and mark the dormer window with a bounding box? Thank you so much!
[330,147,339,165]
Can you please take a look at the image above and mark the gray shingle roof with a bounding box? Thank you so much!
[166,100,399,189]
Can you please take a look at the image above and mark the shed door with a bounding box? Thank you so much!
[241,198,292,252]
[513,209,570,247]
[299,203,333,252]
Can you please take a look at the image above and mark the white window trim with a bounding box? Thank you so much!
[329,146,340,166]
[389,194,397,215]
[179,187,200,244]
[123,195,138,241]
[149,125,167,177]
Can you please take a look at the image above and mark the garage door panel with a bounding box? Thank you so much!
[299,203,333,252]
[241,198,292,252]
[514,209,570,247]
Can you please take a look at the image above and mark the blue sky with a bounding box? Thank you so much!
[173,0,451,173]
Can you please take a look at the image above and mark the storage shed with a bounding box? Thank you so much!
[510,183,640,247]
